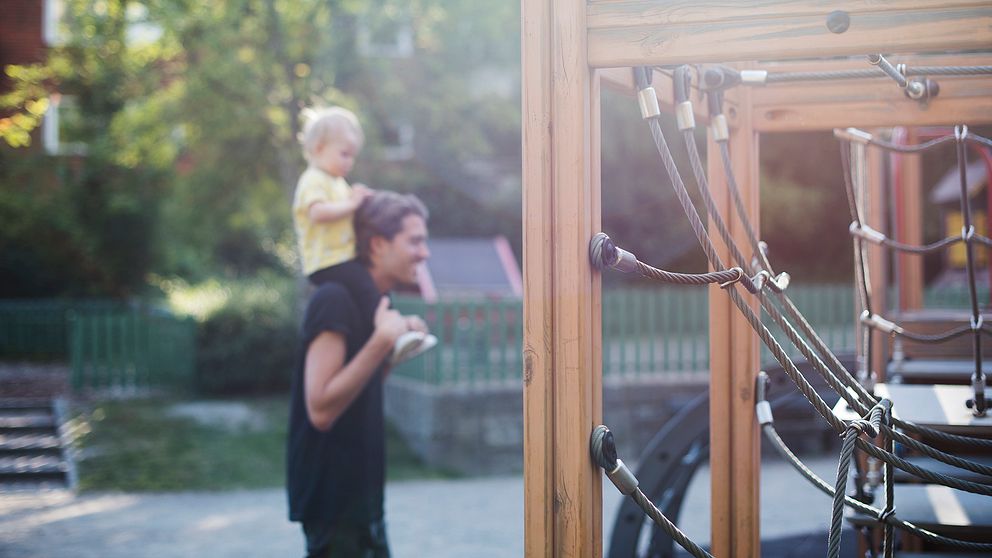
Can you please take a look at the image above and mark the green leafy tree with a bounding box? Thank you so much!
[1,0,171,297]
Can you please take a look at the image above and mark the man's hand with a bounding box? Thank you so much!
[404,315,428,334]
[374,296,407,344]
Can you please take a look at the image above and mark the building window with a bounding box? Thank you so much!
[380,120,414,161]
[357,16,413,58]
[43,0,65,46]
[43,94,87,156]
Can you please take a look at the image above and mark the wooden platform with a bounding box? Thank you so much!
[875,384,992,436]
[846,484,992,542]
[888,359,991,386]
[892,455,992,485]
[887,310,992,363]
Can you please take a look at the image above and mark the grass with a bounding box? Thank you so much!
[69,397,452,492]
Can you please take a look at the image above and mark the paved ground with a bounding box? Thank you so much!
[0,454,851,558]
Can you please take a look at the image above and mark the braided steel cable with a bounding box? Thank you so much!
[850,128,992,417]
[684,82,992,458]
[688,107,992,458]
[839,135,879,391]
[590,426,714,558]
[878,232,964,254]
[589,232,746,287]
[633,67,855,438]
[634,260,742,286]
[763,65,992,83]
[868,134,956,153]
[892,323,973,344]
[757,395,992,552]
[828,419,876,558]
[970,132,992,150]
[840,142,875,321]
[644,69,992,479]
[881,407,896,558]
[954,127,988,416]
[860,312,976,344]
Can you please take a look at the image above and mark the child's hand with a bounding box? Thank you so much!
[350,184,373,207]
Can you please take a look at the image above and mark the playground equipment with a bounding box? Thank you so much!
[521,2,992,556]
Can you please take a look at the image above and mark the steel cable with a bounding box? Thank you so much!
[646,68,992,481]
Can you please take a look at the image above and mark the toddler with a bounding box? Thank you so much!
[293,106,373,285]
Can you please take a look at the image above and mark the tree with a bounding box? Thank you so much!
[1,0,171,297]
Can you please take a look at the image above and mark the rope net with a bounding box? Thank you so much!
[592,62,992,558]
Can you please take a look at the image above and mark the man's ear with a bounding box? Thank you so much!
[368,235,387,262]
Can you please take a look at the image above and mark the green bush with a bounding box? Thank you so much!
[167,276,300,396]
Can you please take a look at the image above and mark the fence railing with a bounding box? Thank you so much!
[392,297,523,387]
[392,284,861,387]
[3,284,968,391]
[922,286,990,310]
[69,308,196,393]
[0,299,196,393]
[0,299,127,359]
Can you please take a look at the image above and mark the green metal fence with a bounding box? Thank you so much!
[392,297,523,386]
[392,284,861,387]
[922,286,991,309]
[0,299,126,359]
[69,308,196,393]
[0,299,196,393]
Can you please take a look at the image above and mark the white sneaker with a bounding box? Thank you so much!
[390,331,438,365]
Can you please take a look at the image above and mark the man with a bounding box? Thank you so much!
[287,191,430,558]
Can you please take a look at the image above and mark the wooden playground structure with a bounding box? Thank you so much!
[520,2,992,556]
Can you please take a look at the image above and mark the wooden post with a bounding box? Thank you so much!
[707,77,762,558]
[867,140,889,379]
[522,0,602,555]
[896,128,925,311]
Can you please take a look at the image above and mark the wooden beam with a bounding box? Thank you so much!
[752,54,992,131]
[587,1,992,68]
[896,128,925,311]
[522,0,602,555]
[867,140,889,380]
[599,67,739,123]
[707,76,762,558]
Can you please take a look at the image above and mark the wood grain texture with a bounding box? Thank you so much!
[707,76,762,558]
[867,143,889,380]
[896,129,925,311]
[522,0,603,555]
[587,3,992,67]
[522,0,554,552]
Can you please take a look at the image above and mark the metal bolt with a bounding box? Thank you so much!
[826,11,850,34]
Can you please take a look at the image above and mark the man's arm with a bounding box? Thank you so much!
[304,297,404,431]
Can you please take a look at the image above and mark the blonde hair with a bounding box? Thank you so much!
[299,106,365,161]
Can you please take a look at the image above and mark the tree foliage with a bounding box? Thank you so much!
[2,0,523,297]
[1,0,170,297]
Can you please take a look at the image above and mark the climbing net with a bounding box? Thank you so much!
[589,56,992,558]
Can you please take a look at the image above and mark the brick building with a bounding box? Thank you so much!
[0,0,48,91]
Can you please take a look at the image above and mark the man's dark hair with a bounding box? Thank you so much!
[354,191,429,264]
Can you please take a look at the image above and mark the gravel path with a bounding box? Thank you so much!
[0,455,843,557]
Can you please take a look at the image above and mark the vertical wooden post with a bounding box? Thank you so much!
[522,0,602,555]
[706,79,761,558]
[866,141,889,380]
[897,128,924,311]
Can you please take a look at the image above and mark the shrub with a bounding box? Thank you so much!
[165,276,300,396]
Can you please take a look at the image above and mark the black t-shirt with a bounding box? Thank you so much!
[286,260,386,524]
